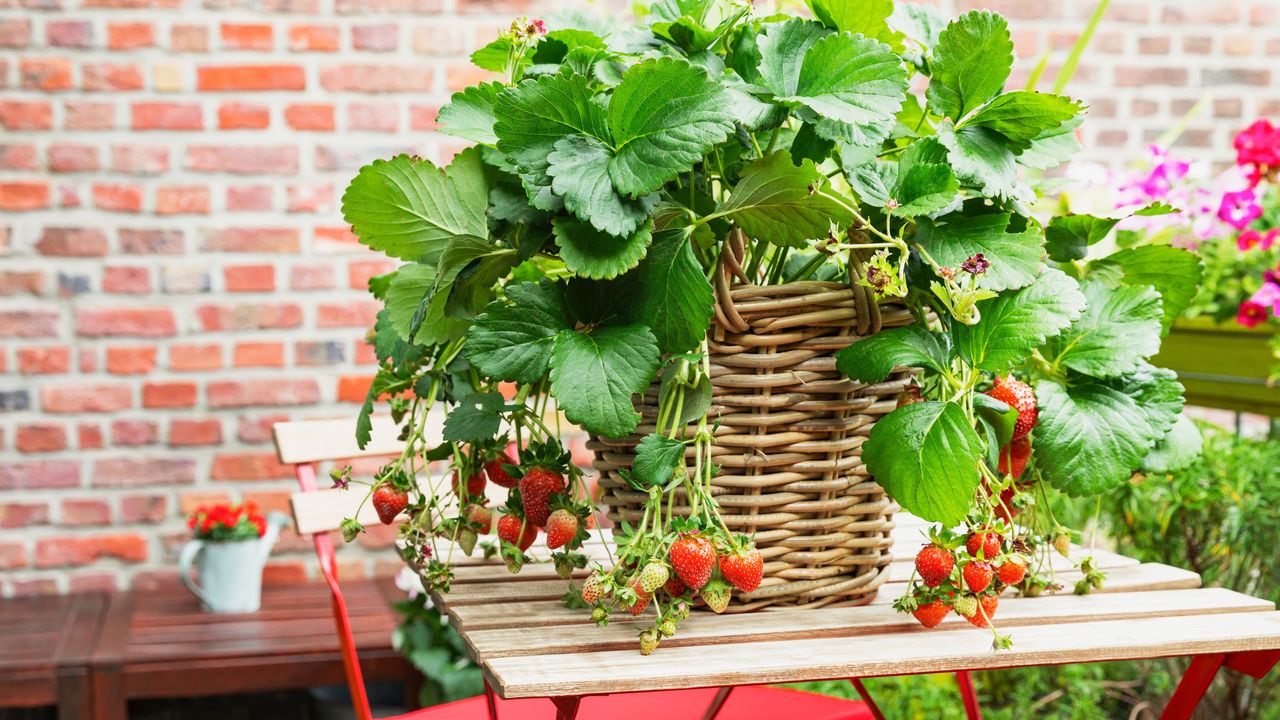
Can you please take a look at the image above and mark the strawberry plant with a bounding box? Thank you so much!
[333,0,1196,653]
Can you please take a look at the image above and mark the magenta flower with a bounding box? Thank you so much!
[1235,120,1280,176]
[1218,188,1263,229]
[1238,300,1269,328]
[1238,229,1264,251]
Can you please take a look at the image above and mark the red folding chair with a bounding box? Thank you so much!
[274,415,873,720]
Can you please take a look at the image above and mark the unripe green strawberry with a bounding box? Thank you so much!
[673,601,691,620]
[591,606,609,625]
[701,579,731,614]
[638,629,660,656]
[1052,533,1071,558]
[458,528,477,556]
[639,562,670,594]
[554,556,572,579]
[581,573,606,603]
[658,618,677,637]
[952,594,978,618]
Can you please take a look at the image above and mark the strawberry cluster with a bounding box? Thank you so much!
[187,502,267,542]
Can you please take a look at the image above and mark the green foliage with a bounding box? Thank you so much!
[392,594,484,707]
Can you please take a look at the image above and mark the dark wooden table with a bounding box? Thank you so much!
[83,578,413,720]
[0,592,108,720]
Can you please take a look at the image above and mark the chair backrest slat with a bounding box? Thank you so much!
[272,415,406,465]
[290,486,385,535]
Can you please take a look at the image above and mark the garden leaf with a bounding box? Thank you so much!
[757,19,831,97]
[1115,361,1184,442]
[633,229,715,354]
[974,393,1018,449]
[1044,279,1163,378]
[608,57,735,197]
[385,263,437,341]
[442,392,505,442]
[914,211,1045,292]
[465,280,571,384]
[547,134,657,237]
[552,216,652,280]
[926,10,1013,120]
[936,121,1029,204]
[1035,380,1155,496]
[1092,245,1203,333]
[963,91,1083,152]
[659,368,714,425]
[549,325,661,438]
[835,325,951,384]
[342,151,489,263]
[890,161,959,217]
[718,152,855,247]
[632,434,687,487]
[1141,414,1202,473]
[437,82,503,145]
[863,401,984,526]
[1018,115,1083,170]
[805,0,898,45]
[953,267,1086,373]
[1045,213,1124,262]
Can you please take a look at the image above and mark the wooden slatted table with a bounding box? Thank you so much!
[0,591,107,720]
[431,515,1280,720]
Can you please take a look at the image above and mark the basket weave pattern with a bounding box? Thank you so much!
[591,235,915,611]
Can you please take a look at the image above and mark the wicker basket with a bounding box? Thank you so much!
[590,232,917,611]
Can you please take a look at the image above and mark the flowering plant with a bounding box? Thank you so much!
[187,502,268,542]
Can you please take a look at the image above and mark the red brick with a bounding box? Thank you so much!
[348,102,398,132]
[0,19,31,48]
[233,342,285,367]
[318,301,380,328]
[354,340,378,365]
[142,381,197,409]
[286,183,332,213]
[409,104,439,130]
[37,227,108,257]
[78,424,104,450]
[186,145,298,175]
[79,348,98,373]
[92,183,144,213]
[120,228,183,255]
[18,348,70,377]
[0,542,26,571]
[169,343,223,371]
[0,181,51,210]
[348,259,396,290]
[77,307,176,337]
[226,185,274,211]
[0,143,38,170]
[59,185,84,210]
[284,103,335,131]
[105,346,157,374]
[111,419,159,446]
[314,226,360,253]
[211,452,292,481]
[218,103,269,129]
[1,270,44,295]
[93,457,195,488]
[69,573,120,593]
[290,263,335,290]
[236,414,288,444]
[288,24,339,51]
[0,101,51,131]
[445,62,495,92]
[1,310,60,338]
[8,578,59,596]
[111,145,169,175]
[48,144,100,173]
[201,227,300,253]
[107,22,155,49]
[131,102,203,131]
[169,419,222,446]
[178,491,232,515]
[171,24,208,52]
[20,58,73,91]
[208,379,320,408]
[16,424,68,453]
[35,534,148,568]
[64,101,115,130]
[47,20,93,48]
[337,375,373,403]
[242,490,292,515]
[102,267,152,294]
[120,495,168,524]
[224,264,276,292]
[222,23,273,50]
[155,185,210,215]
[0,501,50,528]
[320,64,432,92]
[353,23,397,51]
[63,498,112,526]
[198,65,306,91]
[0,460,81,491]
[42,384,132,413]
[82,63,145,92]
[413,24,467,55]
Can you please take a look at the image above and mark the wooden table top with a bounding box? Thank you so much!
[0,592,108,708]
[430,515,1280,700]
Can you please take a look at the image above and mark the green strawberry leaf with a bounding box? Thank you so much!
[464,280,571,384]
[342,150,489,264]
[936,121,1029,205]
[835,325,951,384]
[890,160,959,217]
[1116,361,1184,442]
[1018,115,1083,171]
[549,325,661,438]
[607,57,735,197]
[863,401,984,526]
[552,216,652,280]
[472,37,515,73]
[632,434,687,488]
[890,3,948,56]
[437,82,503,145]
[1045,213,1125,262]
[547,134,657,237]
[1090,245,1203,334]
[974,393,1018,449]
[442,392,505,443]
[953,267,1086,373]
[1034,379,1156,496]
[757,19,831,97]
[914,210,1045,292]
[659,366,713,425]
[1043,279,1163,379]
[717,152,855,247]
[963,91,1083,152]
[385,263,438,342]
[632,229,715,354]
[805,0,899,45]
[926,10,1013,121]
[1141,414,1202,473]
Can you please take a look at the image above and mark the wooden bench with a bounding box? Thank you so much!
[0,592,107,720]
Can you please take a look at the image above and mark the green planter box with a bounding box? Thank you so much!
[1153,317,1280,416]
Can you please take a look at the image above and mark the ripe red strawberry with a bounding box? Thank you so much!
[625,576,652,616]
[987,376,1038,440]
[719,547,764,593]
[963,561,994,593]
[664,575,688,597]
[915,544,955,588]
[994,487,1022,524]
[372,484,408,524]
[497,513,536,551]
[452,470,486,497]
[485,449,520,489]
[581,573,606,603]
[997,436,1031,479]
[912,599,950,628]
[545,508,577,550]
[966,530,1003,559]
[669,535,716,591]
[466,504,493,534]
[519,467,565,528]
[997,557,1027,586]
[965,595,1000,628]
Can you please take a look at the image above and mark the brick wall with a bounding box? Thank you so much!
[0,0,1277,597]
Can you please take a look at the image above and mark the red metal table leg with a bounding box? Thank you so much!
[551,696,581,720]
[848,678,886,720]
[955,671,983,720]
[1225,649,1280,679]
[1161,653,1226,720]
[701,687,733,720]
[483,679,498,720]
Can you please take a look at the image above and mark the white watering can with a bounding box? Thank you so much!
[178,511,290,613]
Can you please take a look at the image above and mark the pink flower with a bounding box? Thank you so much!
[1252,282,1280,312]
[1218,188,1263,229]
[1235,120,1280,174]
[1238,229,1264,251]
[1238,300,1269,328]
